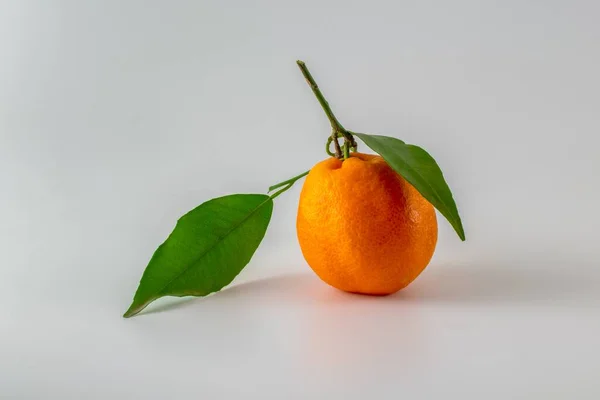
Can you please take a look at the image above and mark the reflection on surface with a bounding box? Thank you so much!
[128,256,600,393]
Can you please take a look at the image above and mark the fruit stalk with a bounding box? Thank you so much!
[296,60,357,159]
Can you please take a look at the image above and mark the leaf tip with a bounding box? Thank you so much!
[456,223,466,241]
[123,303,142,319]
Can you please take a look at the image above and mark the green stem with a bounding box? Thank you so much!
[296,60,357,158]
[268,170,309,194]
[270,181,296,200]
[296,60,345,132]
[326,137,335,156]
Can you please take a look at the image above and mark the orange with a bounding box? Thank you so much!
[296,153,437,295]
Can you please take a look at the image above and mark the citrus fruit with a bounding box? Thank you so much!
[296,152,438,295]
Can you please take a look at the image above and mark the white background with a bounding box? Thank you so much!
[2,1,600,398]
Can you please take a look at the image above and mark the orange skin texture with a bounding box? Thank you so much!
[297,153,438,295]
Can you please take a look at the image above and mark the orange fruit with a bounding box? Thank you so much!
[296,153,438,295]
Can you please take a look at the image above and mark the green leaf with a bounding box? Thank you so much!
[123,194,273,318]
[352,132,465,241]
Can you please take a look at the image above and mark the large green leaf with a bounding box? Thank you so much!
[123,194,273,317]
[352,132,465,241]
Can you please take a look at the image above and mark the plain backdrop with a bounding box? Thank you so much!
[2,1,600,398]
